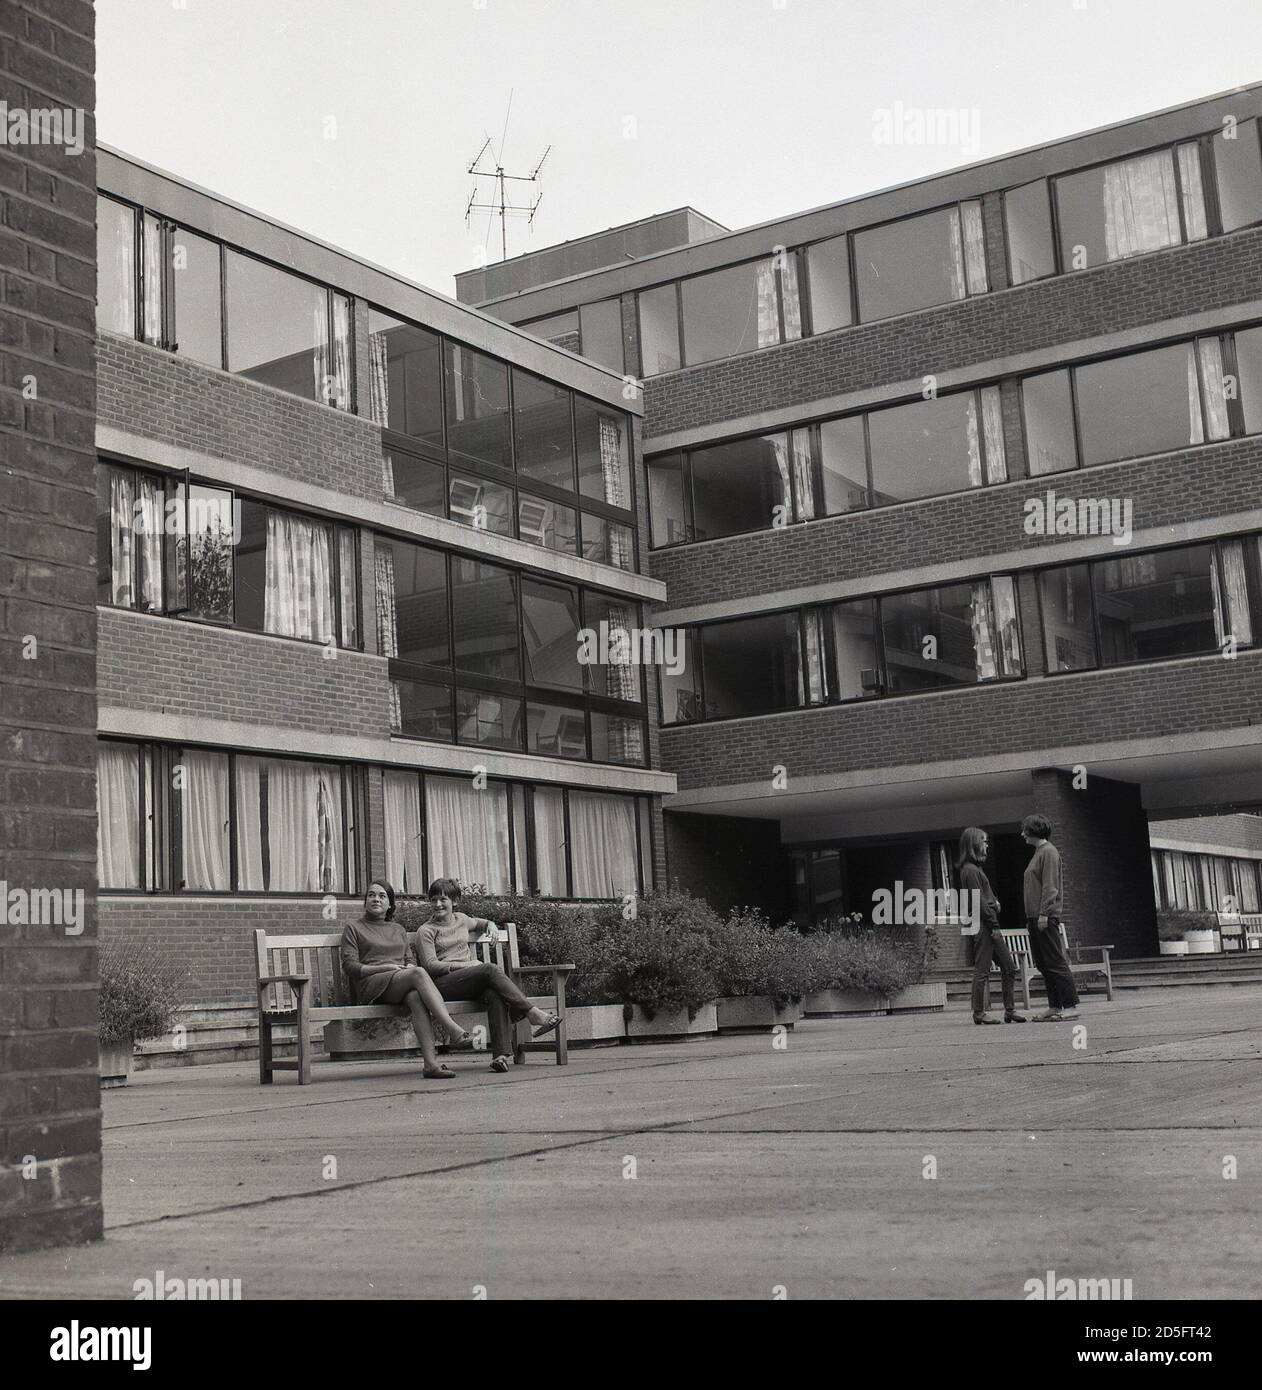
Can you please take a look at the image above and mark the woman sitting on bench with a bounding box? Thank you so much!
[339,880,477,1080]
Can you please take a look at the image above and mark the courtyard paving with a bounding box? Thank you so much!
[2,986,1260,1299]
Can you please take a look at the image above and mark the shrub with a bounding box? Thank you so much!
[798,930,917,998]
[711,909,814,1004]
[98,942,185,1045]
[589,888,720,1018]
[1156,908,1217,941]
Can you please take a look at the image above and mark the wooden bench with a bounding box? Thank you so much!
[1218,912,1262,952]
[254,922,573,1084]
[993,923,1114,1008]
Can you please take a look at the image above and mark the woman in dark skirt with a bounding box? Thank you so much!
[958,827,1025,1026]
[339,880,476,1079]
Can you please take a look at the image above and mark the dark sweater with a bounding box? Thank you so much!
[959,861,1001,931]
[1023,841,1063,918]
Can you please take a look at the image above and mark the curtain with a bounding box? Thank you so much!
[780,255,803,342]
[1103,152,1181,260]
[1212,540,1253,647]
[136,476,164,611]
[265,511,335,643]
[792,430,815,519]
[981,386,1007,482]
[970,580,1001,680]
[1196,339,1231,442]
[142,213,163,345]
[338,530,358,648]
[795,611,826,705]
[991,575,1022,675]
[181,749,229,891]
[264,760,344,892]
[532,786,568,896]
[108,470,135,607]
[570,791,637,898]
[235,756,264,891]
[1176,143,1208,241]
[424,775,510,893]
[375,545,401,730]
[383,770,424,894]
[331,295,351,411]
[961,202,989,294]
[755,259,780,348]
[108,472,163,611]
[966,395,983,487]
[948,208,967,301]
[598,416,632,569]
[97,743,140,889]
[369,326,390,427]
[772,435,793,515]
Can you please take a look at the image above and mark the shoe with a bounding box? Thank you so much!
[1004,1012,1028,1023]
[446,1032,477,1051]
[489,1056,511,1073]
[973,1015,1002,1025]
[531,1012,560,1039]
[1032,1010,1064,1022]
[422,1064,457,1079]
[1057,1011,1080,1021]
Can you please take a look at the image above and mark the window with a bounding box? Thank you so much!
[179,749,230,890]
[817,417,869,514]
[396,679,453,743]
[569,790,638,897]
[528,702,588,760]
[456,690,523,751]
[699,612,804,719]
[868,387,1006,504]
[806,235,852,333]
[638,283,681,376]
[659,629,701,724]
[233,499,347,643]
[97,742,141,888]
[575,398,631,507]
[514,368,575,490]
[523,309,579,348]
[368,310,444,449]
[828,598,881,700]
[519,495,578,555]
[582,592,645,706]
[881,577,1022,693]
[236,756,355,892]
[181,483,235,621]
[522,580,584,691]
[451,556,519,680]
[171,227,222,367]
[225,251,350,407]
[579,299,624,373]
[425,775,517,892]
[1232,325,1262,435]
[1004,180,1056,285]
[98,467,168,612]
[444,343,510,471]
[378,538,449,668]
[679,257,799,366]
[1021,370,1077,476]
[648,453,690,547]
[1039,565,1096,673]
[384,447,445,515]
[1212,118,1262,232]
[97,196,137,336]
[450,472,513,537]
[690,434,792,541]
[1054,147,1206,270]
[580,514,634,571]
[853,202,987,323]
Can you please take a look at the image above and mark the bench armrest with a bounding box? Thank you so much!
[258,973,311,985]
[1070,945,1113,958]
[513,963,575,973]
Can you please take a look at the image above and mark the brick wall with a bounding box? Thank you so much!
[663,810,790,918]
[0,0,102,1253]
[1151,813,1262,854]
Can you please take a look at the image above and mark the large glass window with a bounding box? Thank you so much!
[868,387,1005,504]
[384,447,445,515]
[576,399,631,507]
[690,433,792,540]
[659,629,701,724]
[451,556,520,681]
[582,593,645,705]
[1004,180,1056,285]
[368,310,444,449]
[225,251,349,407]
[648,453,690,547]
[1039,565,1097,673]
[519,495,578,555]
[179,749,230,891]
[853,203,987,323]
[522,580,583,691]
[817,417,869,514]
[235,756,353,892]
[828,598,881,700]
[514,368,575,491]
[444,343,510,470]
[181,483,235,622]
[579,299,624,373]
[170,227,222,367]
[569,790,638,897]
[680,258,786,365]
[806,235,852,333]
[425,775,515,893]
[1021,370,1078,476]
[881,578,1021,693]
[97,196,137,336]
[638,283,681,376]
[233,500,340,643]
[377,537,449,668]
[1213,119,1262,232]
[699,613,803,719]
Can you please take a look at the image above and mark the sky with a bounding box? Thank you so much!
[97,0,1262,299]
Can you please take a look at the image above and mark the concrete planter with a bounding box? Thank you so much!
[325,1013,492,1059]
[562,1004,626,1043]
[803,988,886,1017]
[1159,940,1190,956]
[1184,930,1218,955]
[887,982,947,1013]
[716,995,801,1032]
[624,1002,718,1040]
[99,1038,134,1088]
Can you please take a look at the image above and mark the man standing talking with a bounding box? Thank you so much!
[1021,814,1079,1022]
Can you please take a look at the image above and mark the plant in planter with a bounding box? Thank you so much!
[800,928,921,1015]
[98,942,185,1086]
[1157,908,1216,955]
[711,909,815,1029]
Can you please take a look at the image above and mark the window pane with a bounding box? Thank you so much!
[97,196,136,335]
[881,582,991,692]
[680,259,780,364]
[171,227,222,367]
[181,483,234,621]
[425,774,511,893]
[579,299,624,372]
[1236,326,1262,435]
[449,471,513,537]
[1213,118,1262,232]
[142,213,163,346]
[526,701,588,759]
[232,498,267,632]
[1075,343,1203,466]
[338,528,358,648]
[225,251,334,403]
[455,690,523,751]
[829,598,880,699]
[180,749,229,890]
[239,759,346,892]
[806,235,852,333]
[1022,370,1078,476]
[522,580,583,690]
[513,369,574,490]
[383,769,425,894]
[395,678,453,741]
[242,508,336,643]
[1004,180,1055,284]
[649,454,689,546]
[1040,565,1097,672]
[818,417,869,513]
[581,513,634,570]
[699,612,802,718]
[385,448,445,515]
[97,742,140,888]
[582,594,644,703]
[518,495,577,553]
[690,434,791,540]
[445,342,510,470]
[569,791,637,898]
[660,628,701,724]
[1056,151,1181,269]
[451,556,519,680]
[532,786,568,896]
[638,284,680,375]
[868,392,982,503]
[524,309,579,350]
[381,538,450,668]
[590,711,646,766]
[576,400,631,506]
[368,310,443,448]
[854,206,971,322]
[1094,544,1220,663]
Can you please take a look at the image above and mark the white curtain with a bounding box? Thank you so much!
[1176,143,1208,241]
[108,470,136,607]
[234,756,264,891]
[981,386,1007,482]
[570,791,637,899]
[142,213,163,345]
[532,786,568,896]
[1103,152,1181,260]
[265,760,344,892]
[331,295,351,411]
[181,749,229,890]
[424,775,511,893]
[135,476,164,610]
[991,575,1022,676]
[97,743,140,889]
[1194,339,1231,443]
[961,202,989,294]
[337,530,358,648]
[797,610,827,705]
[375,545,401,731]
[1212,540,1254,647]
[369,327,390,427]
[780,255,803,342]
[109,472,163,610]
[792,431,815,519]
[966,395,983,487]
[755,259,780,348]
[383,769,424,894]
[265,512,334,643]
[970,580,1000,680]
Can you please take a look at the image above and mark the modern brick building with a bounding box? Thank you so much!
[457,85,1262,964]
[91,148,673,1020]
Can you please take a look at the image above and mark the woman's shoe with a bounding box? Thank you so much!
[1004,1012,1028,1023]
[445,1031,477,1051]
[489,1055,511,1073]
[531,1012,560,1039]
[422,1064,456,1079]
[973,1015,1002,1025]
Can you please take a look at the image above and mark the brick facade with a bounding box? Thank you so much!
[0,0,102,1253]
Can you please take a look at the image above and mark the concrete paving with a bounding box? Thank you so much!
[2,986,1261,1299]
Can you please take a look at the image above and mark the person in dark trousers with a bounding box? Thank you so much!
[1021,814,1080,1021]
[959,827,1025,1025]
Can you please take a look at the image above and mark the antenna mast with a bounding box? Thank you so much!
[465,91,550,262]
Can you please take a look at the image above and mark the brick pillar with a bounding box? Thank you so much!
[663,811,791,918]
[1030,768,1156,958]
[0,0,102,1251]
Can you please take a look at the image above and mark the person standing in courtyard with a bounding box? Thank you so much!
[1021,814,1080,1022]
[418,878,559,1074]
[958,826,1025,1025]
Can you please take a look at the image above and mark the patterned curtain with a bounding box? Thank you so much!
[792,430,815,519]
[961,202,989,294]
[1212,540,1253,647]
[375,546,400,730]
[981,386,1007,482]
[1196,339,1231,442]
[331,295,351,411]
[1103,152,1181,260]
[108,470,136,607]
[755,259,780,348]
[264,512,334,642]
[966,395,983,487]
[313,300,329,404]
[369,324,390,427]
[970,580,999,680]
[1176,143,1208,240]
[779,255,803,342]
[598,416,632,570]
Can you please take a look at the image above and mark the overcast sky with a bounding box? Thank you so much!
[97,0,1262,298]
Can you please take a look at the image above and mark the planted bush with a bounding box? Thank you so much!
[98,942,185,1046]
[798,930,918,998]
[589,888,719,1019]
[712,909,814,1004]
[1156,908,1217,941]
